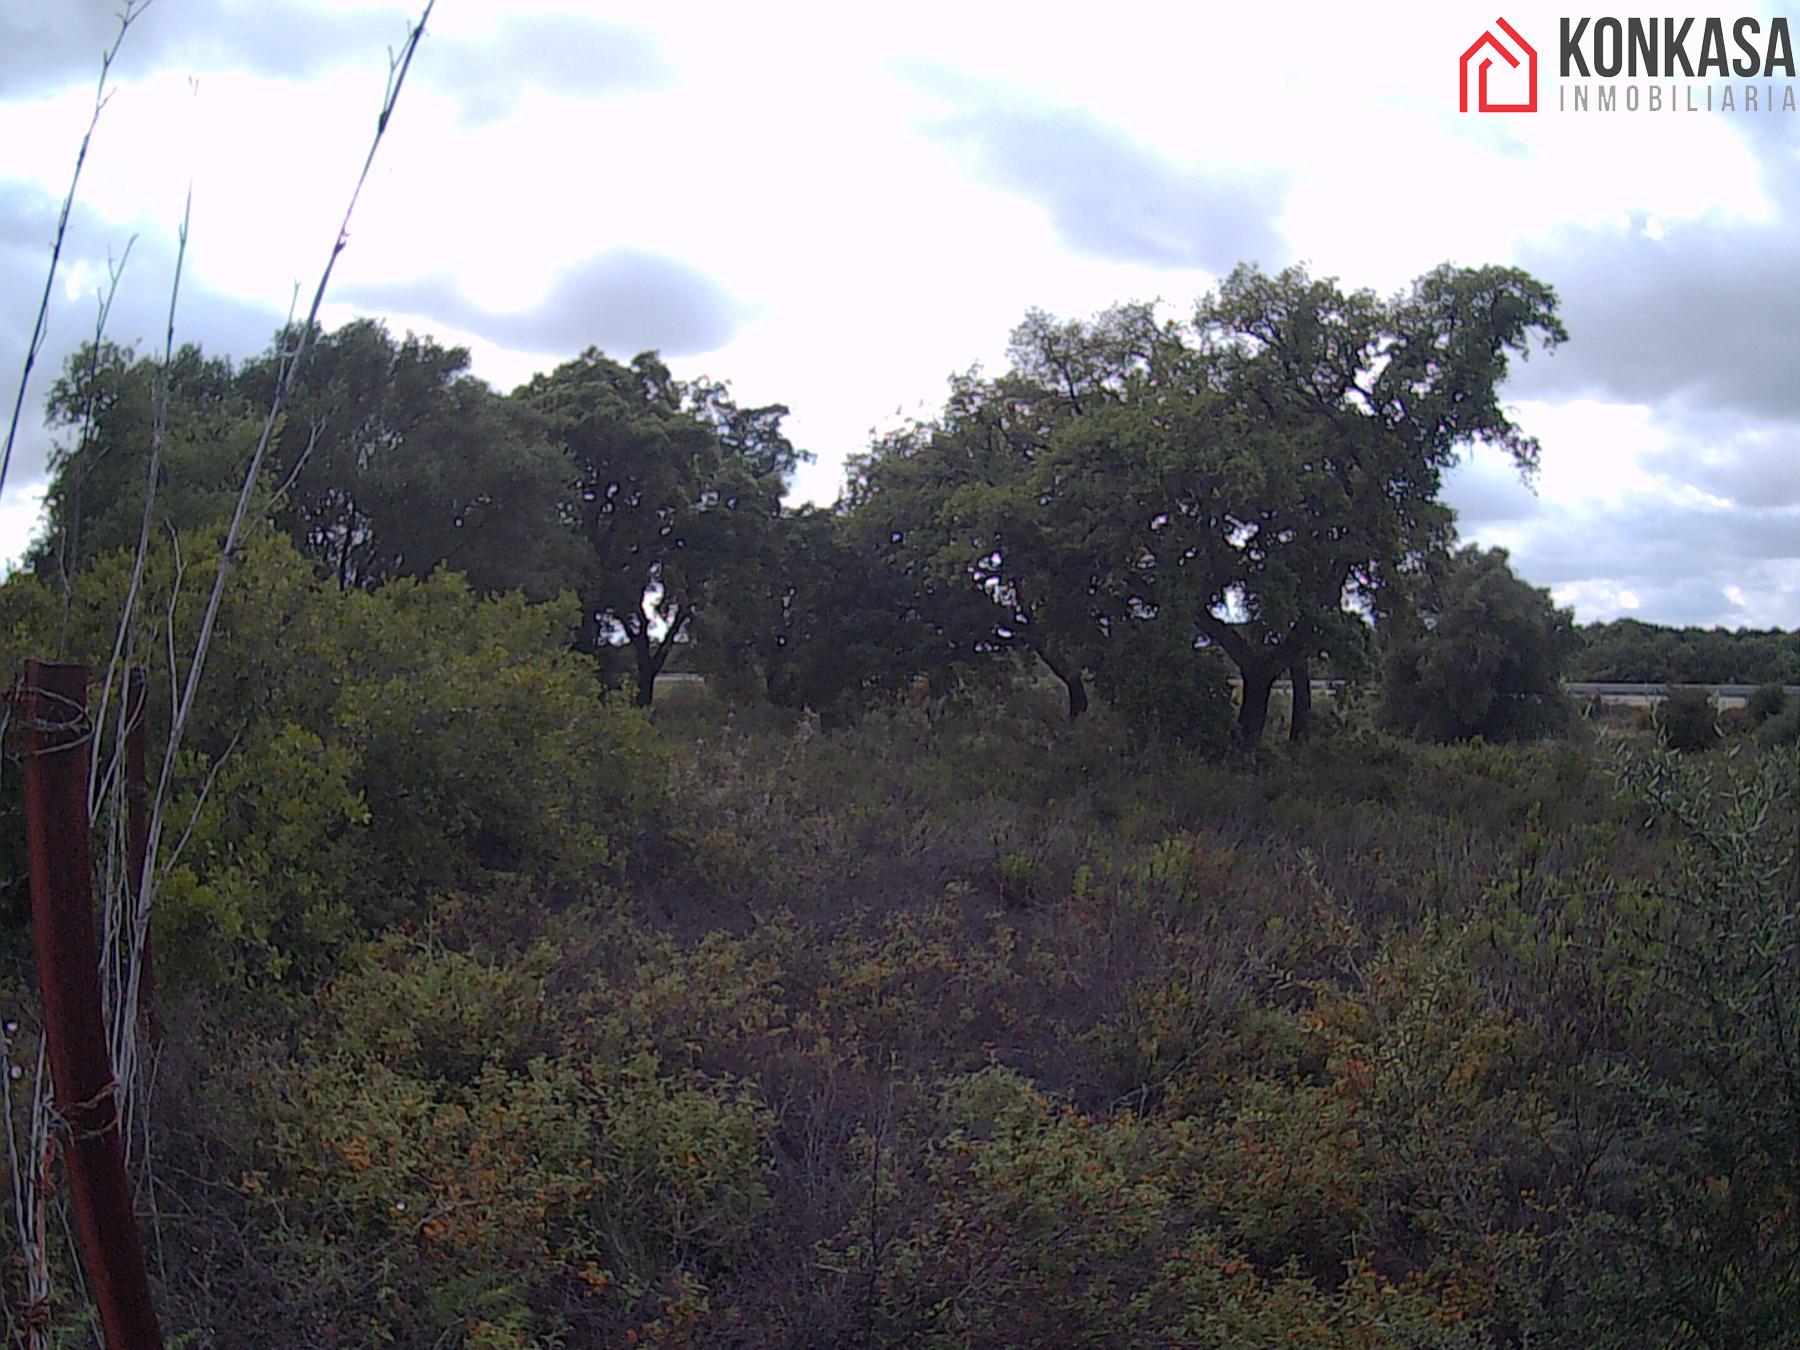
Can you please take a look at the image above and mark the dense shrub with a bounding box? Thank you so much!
[1761,696,1800,747]
[834,1064,1491,1348]
[1747,680,1789,724]
[1595,744,1800,1343]
[1655,686,1719,752]
[9,632,1799,1345]
[1380,547,1576,744]
[152,938,772,1346]
[1091,616,1236,750]
[0,530,659,980]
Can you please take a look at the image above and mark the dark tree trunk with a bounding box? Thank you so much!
[1065,672,1089,720]
[1036,647,1088,720]
[1289,657,1313,743]
[1238,664,1277,750]
[577,607,602,657]
[631,626,657,708]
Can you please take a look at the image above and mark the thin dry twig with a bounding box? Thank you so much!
[121,0,437,1114]
[91,186,191,822]
[54,238,137,656]
[0,0,153,507]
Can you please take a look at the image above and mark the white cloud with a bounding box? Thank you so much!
[0,483,45,576]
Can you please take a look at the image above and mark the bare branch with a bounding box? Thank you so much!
[0,0,152,507]
[90,186,192,821]
[54,236,137,654]
[123,1,437,1107]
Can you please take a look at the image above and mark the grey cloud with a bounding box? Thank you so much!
[344,249,748,358]
[0,2,413,95]
[1490,115,1800,626]
[1510,216,1800,420]
[419,16,673,127]
[5,6,671,127]
[0,183,284,498]
[1604,576,1754,628]
[1529,500,1796,584]
[1482,487,1800,626]
[1443,451,1544,529]
[1640,413,1800,509]
[905,67,1288,273]
[1511,112,1800,420]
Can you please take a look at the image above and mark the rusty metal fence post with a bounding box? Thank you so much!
[20,660,164,1348]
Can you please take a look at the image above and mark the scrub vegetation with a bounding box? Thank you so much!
[4,6,1798,1345]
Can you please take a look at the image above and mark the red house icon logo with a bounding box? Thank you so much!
[1460,17,1538,112]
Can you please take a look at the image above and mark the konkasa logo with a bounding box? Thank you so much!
[1459,14,1797,114]
[1460,17,1539,112]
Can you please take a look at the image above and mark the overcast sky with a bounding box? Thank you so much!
[2,0,1796,627]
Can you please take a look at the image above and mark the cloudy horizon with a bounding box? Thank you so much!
[2,0,1796,628]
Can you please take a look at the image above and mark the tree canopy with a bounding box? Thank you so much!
[1378,545,1577,743]
[1569,618,1800,685]
[515,349,802,705]
[245,319,578,598]
[30,340,259,580]
[29,321,814,708]
[33,323,575,599]
[849,263,1566,747]
[16,265,1596,744]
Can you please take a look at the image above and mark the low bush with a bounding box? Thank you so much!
[1747,680,1789,725]
[1655,686,1718,752]
[1761,696,1800,748]
[9,592,1795,1346]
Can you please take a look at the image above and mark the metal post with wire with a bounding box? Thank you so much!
[18,660,163,1348]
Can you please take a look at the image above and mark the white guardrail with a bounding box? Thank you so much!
[654,674,1800,708]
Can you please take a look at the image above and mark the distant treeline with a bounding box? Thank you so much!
[1570,619,1800,686]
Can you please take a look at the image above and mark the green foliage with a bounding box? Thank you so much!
[319,934,557,1083]
[1656,686,1719,752]
[111,694,1800,1345]
[517,348,799,705]
[845,348,1118,720]
[848,263,1564,746]
[1572,617,1800,685]
[1760,696,1800,748]
[249,318,580,597]
[25,285,1800,1349]
[834,1064,1492,1347]
[1748,680,1789,724]
[1091,614,1235,749]
[27,340,258,579]
[848,1065,1184,1344]
[329,568,658,904]
[154,723,368,985]
[0,529,658,981]
[993,847,1041,908]
[158,937,772,1346]
[1594,744,1800,1343]
[30,323,581,599]
[1380,545,1576,743]
[695,506,995,725]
